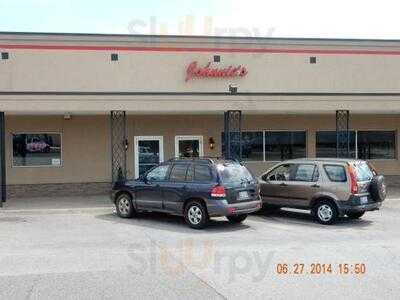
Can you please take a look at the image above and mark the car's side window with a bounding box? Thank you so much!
[293,164,319,182]
[169,164,189,182]
[266,164,293,181]
[324,165,347,182]
[146,165,169,181]
[194,165,213,182]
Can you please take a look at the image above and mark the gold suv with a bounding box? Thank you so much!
[259,158,386,224]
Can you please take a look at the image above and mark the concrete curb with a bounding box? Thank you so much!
[0,206,114,215]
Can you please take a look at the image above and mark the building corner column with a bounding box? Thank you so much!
[0,112,6,206]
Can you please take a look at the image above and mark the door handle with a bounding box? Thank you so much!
[311,184,320,188]
[279,182,287,187]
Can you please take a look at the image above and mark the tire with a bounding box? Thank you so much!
[227,214,248,224]
[347,211,365,219]
[369,175,387,202]
[115,193,135,218]
[184,201,209,229]
[312,200,338,225]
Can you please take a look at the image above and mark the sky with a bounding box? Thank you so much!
[0,0,399,39]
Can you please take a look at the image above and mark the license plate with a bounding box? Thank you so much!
[360,196,368,204]
[238,191,250,200]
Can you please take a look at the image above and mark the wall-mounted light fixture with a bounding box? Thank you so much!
[124,139,129,151]
[209,137,215,150]
[229,84,238,94]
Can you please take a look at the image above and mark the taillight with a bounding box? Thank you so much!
[348,165,358,194]
[211,185,226,198]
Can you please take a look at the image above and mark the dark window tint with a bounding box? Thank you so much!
[12,133,61,167]
[265,131,306,161]
[241,132,263,161]
[217,163,254,185]
[324,165,347,182]
[357,131,396,159]
[221,131,263,161]
[169,164,189,182]
[316,131,356,158]
[294,164,318,182]
[194,165,213,182]
[146,165,169,181]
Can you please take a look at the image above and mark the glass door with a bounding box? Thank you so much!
[134,136,164,178]
[175,135,203,158]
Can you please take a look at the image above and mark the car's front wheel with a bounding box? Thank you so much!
[116,193,135,218]
[313,200,338,225]
[184,201,209,229]
[347,211,365,219]
[227,214,248,224]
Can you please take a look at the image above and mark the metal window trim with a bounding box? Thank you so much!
[10,131,63,168]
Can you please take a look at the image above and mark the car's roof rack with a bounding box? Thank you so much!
[167,156,228,164]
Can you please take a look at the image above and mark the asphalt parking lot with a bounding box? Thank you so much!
[1,197,400,299]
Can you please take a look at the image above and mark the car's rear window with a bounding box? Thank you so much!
[354,162,374,181]
[217,163,254,185]
[323,165,347,182]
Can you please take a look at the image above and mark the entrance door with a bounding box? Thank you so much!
[134,136,164,179]
[175,136,203,158]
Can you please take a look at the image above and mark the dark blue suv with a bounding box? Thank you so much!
[111,158,262,229]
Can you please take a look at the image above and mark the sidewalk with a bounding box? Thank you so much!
[0,195,113,213]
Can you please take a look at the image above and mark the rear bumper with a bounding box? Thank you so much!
[337,195,383,214]
[206,198,262,217]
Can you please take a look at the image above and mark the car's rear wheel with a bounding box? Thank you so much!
[313,200,338,225]
[347,211,365,219]
[116,193,135,218]
[184,201,209,229]
[227,214,248,224]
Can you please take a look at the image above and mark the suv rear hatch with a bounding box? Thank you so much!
[351,161,375,194]
[216,162,258,204]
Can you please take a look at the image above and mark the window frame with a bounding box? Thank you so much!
[222,129,308,163]
[168,163,190,182]
[193,164,214,183]
[263,130,308,162]
[146,164,170,182]
[292,163,319,182]
[323,164,348,183]
[11,131,63,168]
[315,129,397,161]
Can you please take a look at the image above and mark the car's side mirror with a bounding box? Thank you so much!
[141,175,148,183]
[261,174,270,182]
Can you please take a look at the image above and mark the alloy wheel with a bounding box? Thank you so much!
[317,204,333,222]
[188,205,202,225]
[118,197,131,216]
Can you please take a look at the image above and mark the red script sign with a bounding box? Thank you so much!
[185,61,248,82]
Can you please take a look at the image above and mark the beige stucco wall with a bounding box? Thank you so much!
[5,114,400,185]
[2,33,400,114]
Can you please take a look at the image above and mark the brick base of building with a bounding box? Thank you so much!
[4,176,400,199]
[7,182,111,198]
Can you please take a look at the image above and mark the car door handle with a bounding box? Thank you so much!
[311,184,320,188]
[279,183,287,187]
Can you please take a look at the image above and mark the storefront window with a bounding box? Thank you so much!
[316,131,356,158]
[357,131,396,159]
[264,131,306,161]
[221,131,263,161]
[12,133,62,167]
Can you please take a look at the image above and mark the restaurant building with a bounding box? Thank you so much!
[0,31,400,200]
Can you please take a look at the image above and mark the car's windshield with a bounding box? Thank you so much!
[217,163,254,185]
[354,162,374,181]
